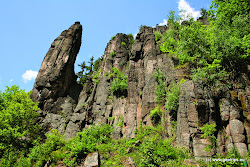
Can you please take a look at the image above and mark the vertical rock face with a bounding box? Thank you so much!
[30,22,83,136]
[177,79,250,158]
[31,22,82,107]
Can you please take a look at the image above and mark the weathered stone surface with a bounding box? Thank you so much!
[83,152,99,167]
[230,106,241,120]
[30,22,83,135]
[220,98,230,121]
[234,143,248,157]
[31,22,82,108]
[177,80,197,147]
[64,112,86,140]
[230,119,245,135]
[121,157,136,167]
[124,26,170,138]
[184,159,200,167]
[193,134,215,158]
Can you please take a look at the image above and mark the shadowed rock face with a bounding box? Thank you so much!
[30,22,83,137]
[30,22,82,110]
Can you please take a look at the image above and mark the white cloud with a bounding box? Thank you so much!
[22,70,38,83]
[159,19,168,26]
[134,33,137,39]
[9,79,13,82]
[178,0,201,20]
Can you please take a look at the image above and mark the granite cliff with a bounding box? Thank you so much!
[31,22,250,160]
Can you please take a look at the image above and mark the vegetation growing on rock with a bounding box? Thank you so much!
[1,0,250,166]
[110,67,128,96]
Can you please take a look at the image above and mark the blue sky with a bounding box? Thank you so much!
[0,0,212,92]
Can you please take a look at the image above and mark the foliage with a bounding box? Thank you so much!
[110,51,116,57]
[77,56,94,85]
[93,70,101,84]
[199,8,208,19]
[167,10,181,30]
[121,42,126,46]
[150,105,163,125]
[207,147,244,167]
[210,0,250,26]
[111,35,115,40]
[165,78,186,120]
[93,57,102,72]
[153,68,184,123]
[27,129,66,167]
[77,56,103,85]
[63,124,113,166]
[134,126,189,167]
[154,31,162,42]
[110,67,128,96]
[126,34,133,39]
[201,123,217,152]
[160,29,178,54]
[159,2,250,85]
[0,86,40,158]
[127,33,135,49]
[153,69,166,104]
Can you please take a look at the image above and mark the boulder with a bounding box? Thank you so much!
[83,152,100,167]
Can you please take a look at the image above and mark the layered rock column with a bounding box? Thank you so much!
[30,22,83,137]
[31,22,82,108]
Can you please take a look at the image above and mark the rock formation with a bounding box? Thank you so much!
[31,22,249,158]
[30,22,83,136]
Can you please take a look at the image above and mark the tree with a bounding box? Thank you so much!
[210,0,249,25]
[77,56,96,85]
[0,86,40,157]
[199,8,208,19]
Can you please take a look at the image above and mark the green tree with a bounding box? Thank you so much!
[77,56,101,85]
[199,8,208,19]
[210,0,249,25]
[0,86,40,157]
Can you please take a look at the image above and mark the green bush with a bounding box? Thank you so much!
[110,51,116,57]
[127,33,135,49]
[27,129,66,166]
[160,29,178,54]
[159,4,249,86]
[135,126,189,167]
[154,31,162,42]
[201,123,217,152]
[63,124,113,166]
[93,70,101,84]
[165,78,186,120]
[0,86,40,157]
[110,67,128,96]
[111,35,115,40]
[153,69,166,104]
[104,72,109,76]
[150,105,163,125]
[121,42,126,46]
[126,34,134,39]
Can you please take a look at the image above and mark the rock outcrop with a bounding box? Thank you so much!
[177,79,250,158]
[82,152,100,167]
[31,22,249,159]
[30,22,83,136]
